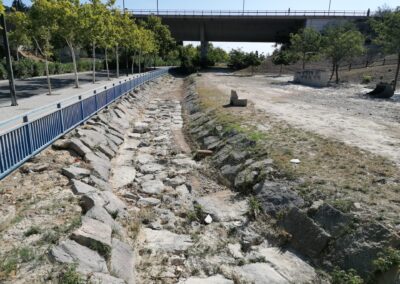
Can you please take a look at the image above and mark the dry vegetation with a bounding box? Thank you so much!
[196,80,400,228]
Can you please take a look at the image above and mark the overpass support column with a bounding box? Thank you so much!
[200,24,208,66]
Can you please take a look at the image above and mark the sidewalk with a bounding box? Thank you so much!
[0,73,140,129]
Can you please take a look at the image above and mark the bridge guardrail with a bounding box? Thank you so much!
[0,67,171,181]
[130,9,369,17]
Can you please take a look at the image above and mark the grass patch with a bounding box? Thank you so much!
[58,265,84,284]
[24,226,41,237]
[0,246,36,279]
[373,248,400,273]
[331,268,364,284]
[247,196,262,220]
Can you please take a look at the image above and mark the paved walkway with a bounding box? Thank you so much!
[0,71,141,127]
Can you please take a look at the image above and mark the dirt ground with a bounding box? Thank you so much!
[200,71,400,167]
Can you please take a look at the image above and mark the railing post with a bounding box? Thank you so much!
[79,95,84,120]
[113,83,116,100]
[57,103,64,133]
[94,90,98,112]
[23,115,33,155]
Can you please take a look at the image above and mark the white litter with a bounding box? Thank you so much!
[290,159,301,164]
[204,214,213,224]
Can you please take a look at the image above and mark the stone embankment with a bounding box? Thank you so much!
[183,76,400,282]
[6,74,319,283]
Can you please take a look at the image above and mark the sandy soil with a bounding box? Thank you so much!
[200,71,400,166]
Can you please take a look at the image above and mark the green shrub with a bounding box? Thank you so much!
[373,248,400,273]
[331,268,364,284]
[0,63,8,80]
[361,75,373,84]
[33,61,45,77]
[58,265,84,284]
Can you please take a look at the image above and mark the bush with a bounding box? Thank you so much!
[361,75,373,84]
[331,268,364,284]
[373,248,400,273]
[0,63,8,80]
[33,61,45,77]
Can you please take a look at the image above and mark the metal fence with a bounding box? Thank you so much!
[130,9,369,17]
[0,68,171,181]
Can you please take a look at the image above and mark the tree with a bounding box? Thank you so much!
[289,27,322,70]
[245,51,264,75]
[100,5,116,80]
[140,15,175,60]
[7,9,31,61]
[30,0,57,95]
[53,0,82,88]
[371,8,400,90]
[322,23,365,83]
[81,0,109,83]
[136,26,156,73]
[271,47,296,76]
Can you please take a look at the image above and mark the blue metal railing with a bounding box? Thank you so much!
[0,68,171,180]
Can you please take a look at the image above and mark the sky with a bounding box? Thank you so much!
[4,0,399,53]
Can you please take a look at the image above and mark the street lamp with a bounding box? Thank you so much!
[328,0,332,14]
[243,0,245,13]
[157,0,159,14]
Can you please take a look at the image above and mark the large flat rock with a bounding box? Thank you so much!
[140,180,164,195]
[112,166,136,189]
[71,217,112,255]
[195,190,248,222]
[50,239,108,274]
[142,228,193,253]
[255,247,317,283]
[71,179,97,195]
[233,263,288,284]
[110,239,135,284]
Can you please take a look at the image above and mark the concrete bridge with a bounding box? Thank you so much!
[132,10,370,58]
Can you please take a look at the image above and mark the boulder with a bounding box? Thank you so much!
[50,239,108,274]
[139,163,165,174]
[89,175,112,191]
[142,228,192,253]
[312,203,353,236]
[230,90,247,107]
[280,207,330,258]
[137,197,161,207]
[140,180,164,195]
[112,166,136,189]
[85,205,121,232]
[62,166,91,180]
[133,122,149,133]
[71,217,112,255]
[100,191,127,216]
[110,239,135,284]
[233,263,288,283]
[71,179,97,195]
[254,181,304,215]
[85,152,111,181]
[69,138,93,158]
[195,190,248,222]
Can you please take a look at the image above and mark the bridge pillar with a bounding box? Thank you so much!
[200,24,208,66]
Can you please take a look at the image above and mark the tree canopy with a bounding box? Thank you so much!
[371,8,400,89]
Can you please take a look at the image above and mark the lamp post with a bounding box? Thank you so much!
[242,0,245,14]
[157,0,159,14]
[328,0,332,14]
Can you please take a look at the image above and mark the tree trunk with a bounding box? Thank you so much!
[329,62,335,81]
[138,50,142,73]
[16,47,19,61]
[116,45,119,78]
[131,52,136,75]
[105,48,110,80]
[302,52,305,70]
[279,64,283,76]
[125,48,129,76]
[393,52,400,91]
[45,55,52,95]
[335,64,339,84]
[67,41,79,88]
[92,42,96,83]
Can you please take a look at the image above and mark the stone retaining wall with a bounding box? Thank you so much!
[183,76,400,282]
